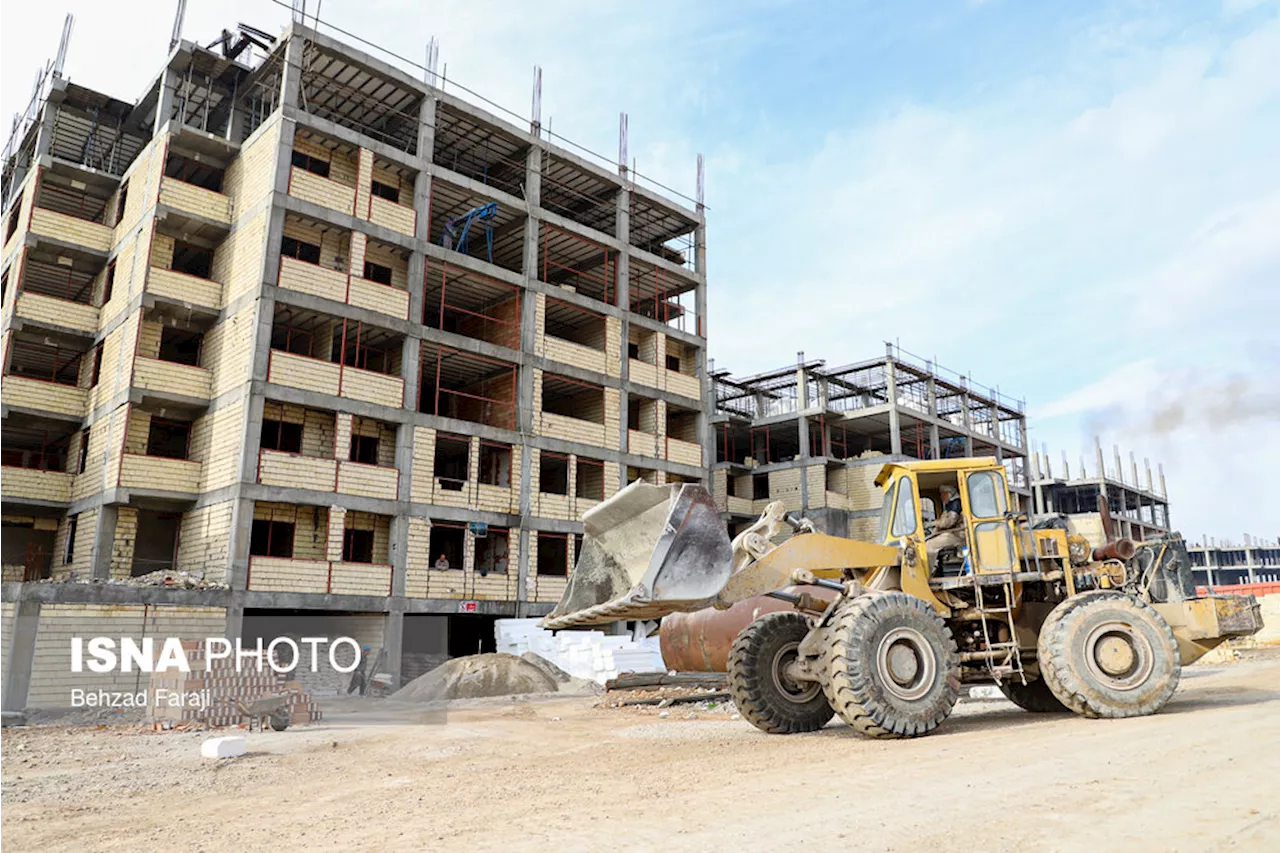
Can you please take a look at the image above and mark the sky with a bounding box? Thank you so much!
[2,0,1277,542]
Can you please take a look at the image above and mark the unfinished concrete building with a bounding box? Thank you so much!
[1,18,708,709]
[1030,440,1170,546]
[709,345,1029,541]
[1188,537,1280,588]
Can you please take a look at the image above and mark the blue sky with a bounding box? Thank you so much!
[4,0,1277,540]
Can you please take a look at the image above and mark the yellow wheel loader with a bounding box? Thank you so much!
[542,458,1263,738]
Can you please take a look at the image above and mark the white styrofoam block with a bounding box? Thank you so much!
[201,736,247,759]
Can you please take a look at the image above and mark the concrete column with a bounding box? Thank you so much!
[89,504,119,580]
[1,599,41,713]
[224,595,245,642]
[616,186,631,455]
[516,146,543,609]
[991,404,1003,462]
[794,366,812,507]
[885,347,902,456]
[961,391,975,457]
[280,34,306,112]
[926,375,940,459]
[516,527,532,618]
[154,69,178,135]
[226,497,256,589]
[694,217,709,469]
[383,608,405,690]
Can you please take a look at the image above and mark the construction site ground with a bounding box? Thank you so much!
[3,650,1278,852]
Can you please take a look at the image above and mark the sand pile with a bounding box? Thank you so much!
[394,653,559,701]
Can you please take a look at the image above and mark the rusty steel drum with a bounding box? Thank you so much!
[659,586,840,672]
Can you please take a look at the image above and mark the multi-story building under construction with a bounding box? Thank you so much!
[708,345,1030,541]
[1,18,708,708]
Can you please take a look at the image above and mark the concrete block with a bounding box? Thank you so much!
[201,736,247,759]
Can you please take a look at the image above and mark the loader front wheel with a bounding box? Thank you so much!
[999,676,1068,713]
[822,592,960,738]
[1038,591,1180,719]
[728,611,834,734]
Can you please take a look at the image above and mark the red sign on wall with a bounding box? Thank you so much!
[458,600,479,613]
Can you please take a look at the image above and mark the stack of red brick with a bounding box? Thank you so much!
[148,641,323,727]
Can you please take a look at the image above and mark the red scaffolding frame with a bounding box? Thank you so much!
[540,222,616,305]
[423,258,522,347]
[421,344,518,429]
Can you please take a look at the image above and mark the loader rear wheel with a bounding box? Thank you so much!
[999,677,1068,713]
[822,592,960,739]
[728,611,834,734]
[1038,591,1180,719]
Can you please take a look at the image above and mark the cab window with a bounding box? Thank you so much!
[891,477,918,537]
[877,481,897,542]
[967,471,1007,518]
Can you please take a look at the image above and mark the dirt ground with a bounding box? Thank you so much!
[3,652,1278,853]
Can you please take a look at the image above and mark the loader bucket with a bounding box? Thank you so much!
[540,481,734,630]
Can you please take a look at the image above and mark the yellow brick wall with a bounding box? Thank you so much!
[293,132,359,188]
[222,119,281,210]
[25,604,226,708]
[362,239,409,291]
[282,216,349,273]
[254,502,330,561]
[109,507,139,579]
[175,501,234,581]
[51,508,98,578]
[344,511,392,564]
[189,400,245,491]
[85,315,140,413]
[124,408,151,454]
[202,305,257,396]
[214,208,268,306]
[768,468,804,512]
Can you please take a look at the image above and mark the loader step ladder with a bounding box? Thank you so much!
[967,564,1025,684]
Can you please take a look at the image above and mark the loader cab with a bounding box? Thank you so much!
[877,459,1021,578]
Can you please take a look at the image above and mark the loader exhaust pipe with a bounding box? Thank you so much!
[1093,538,1137,562]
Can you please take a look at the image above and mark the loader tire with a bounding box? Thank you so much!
[822,592,960,739]
[728,611,834,734]
[998,677,1067,713]
[1038,591,1180,719]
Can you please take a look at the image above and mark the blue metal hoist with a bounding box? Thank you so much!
[442,202,498,263]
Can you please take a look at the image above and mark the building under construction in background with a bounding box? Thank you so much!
[1189,537,1280,588]
[1029,439,1171,547]
[709,344,1029,541]
[0,14,708,710]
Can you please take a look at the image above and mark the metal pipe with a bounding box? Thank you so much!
[1092,538,1137,562]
